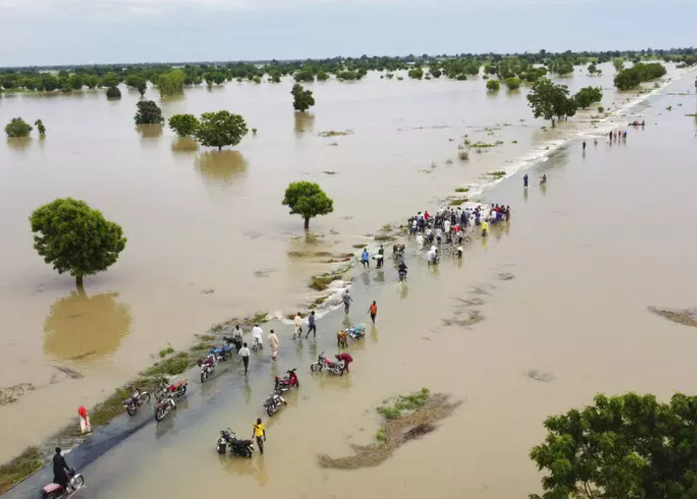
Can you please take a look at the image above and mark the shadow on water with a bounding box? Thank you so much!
[43,290,132,363]
[6,137,32,151]
[171,136,199,153]
[135,124,163,140]
[294,112,315,135]
[195,150,248,186]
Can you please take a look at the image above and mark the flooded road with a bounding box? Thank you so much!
[4,71,694,498]
[0,63,693,465]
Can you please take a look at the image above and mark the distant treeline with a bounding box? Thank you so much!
[0,48,695,94]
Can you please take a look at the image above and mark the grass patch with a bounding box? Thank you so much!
[90,386,133,427]
[449,198,469,206]
[310,271,344,291]
[374,234,395,242]
[375,427,389,443]
[141,351,190,378]
[454,187,469,193]
[685,113,697,117]
[247,311,269,325]
[352,243,366,249]
[511,140,518,144]
[319,130,353,137]
[159,346,175,358]
[377,388,431,419]
[487,171,507,178]
[0,447,43,495]
[471,142,497,148]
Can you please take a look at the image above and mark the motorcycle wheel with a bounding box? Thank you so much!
[332,367,343,376]
[216,443,227,454]
[310,363,322,372]
[177,385,187,397]
[70,474,85,491]
[295,380,300,388]
[223,350,232,361]
[200,371,208,383]
[155,405,167,422]
[140,392,151,404]
[266,405,275,417]
[246,448,253,458]
[126,403,138,416]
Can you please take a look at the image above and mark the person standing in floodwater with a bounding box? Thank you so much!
[361,248,369,269]
[342,289,352,314]
[239,342,251,375]
[582,140,586,151]
[523,174,529,188]
[267,329,279,360]
[609,130,613,142]
[306,310,317,338]
[368,301,378,324]
[252,418,266,454]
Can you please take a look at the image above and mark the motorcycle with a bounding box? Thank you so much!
[209,344,233,361]
[263,391,287,417]
[274,368,299,393]
[223,335,242,352]
[217,428,254,457]
[41,470,85,499]
[343,324,366,339]
[399,269,407,282]
[154,393,176,422]
[197,358,216,383]
[153,376,188,400]
[310,352,343,375]
[122,386,151,416]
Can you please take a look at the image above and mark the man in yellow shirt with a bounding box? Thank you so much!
[252,418,266,454]
[481,220,489,238]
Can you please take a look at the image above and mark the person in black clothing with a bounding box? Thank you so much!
[53,447,71,489]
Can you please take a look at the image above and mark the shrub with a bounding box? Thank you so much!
[106,86,121,99]
[4,117,32,138]
[486,79,500,92]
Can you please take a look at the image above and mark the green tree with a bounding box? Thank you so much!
[505,77,521,90]
[530,392,696,499]
[83,75,99,89]
[106,86,121,99]
[194,111,248,150]
[125,75,147,96]
[99,72,121,88]
[408,67,424,80]
[429,68,442,78]
[29,198,127,287]
[613,58,625,72]
[291,83,315,112]
[156,69,186,97]
[587,63,602,75]
[5,117,32,137]
[282,181,334,229]
[134,100,164,125]
[168,114,199,137]
[614,63,667,90]
[34,119,46,136]
[486,79,501,92]
[317,70,329,81]
[574,86,603,108]
[527,78,574,127]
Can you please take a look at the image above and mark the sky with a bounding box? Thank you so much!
[0,0,696,67]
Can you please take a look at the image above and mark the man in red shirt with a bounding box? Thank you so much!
[335,353,353,374]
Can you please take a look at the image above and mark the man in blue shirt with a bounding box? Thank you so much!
[361,248,369,268]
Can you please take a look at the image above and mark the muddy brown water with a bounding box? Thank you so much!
[0,63,695,494]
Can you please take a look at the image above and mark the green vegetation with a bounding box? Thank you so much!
[282,181,334,229]
[352,243,366,249]
[34,119,46,136]
[486,79,500,92]
[251,128,257,135]
[471,142,497,148]
[159,346,175,358]
[408,67,424,80]
[319,130,352,137]
[505,77,521,90]
[547,58,574,76]
[0,447,43,495]
[29,198,127,287]
[530,392,696,499]
[194,111,248,150]
[377,388,431,419]
[106,86,121,99]
[454,187,469,193]
[309,270,344,291]
[125,74,147,96]
[375,427,388,443]
[587,62,602,75]
[614,62,667,90]
[449,198,469,206]
[613,57,625,71]
[134,100,163,125]
[574,86,603,108]
[597,106,605,114]
[156,69,186,97]
[527,78,577,127]
[4,117,32,138]
[291,83,315,112]
[168,114,199,137]
[141,351,190,377]
[487,171,507,178]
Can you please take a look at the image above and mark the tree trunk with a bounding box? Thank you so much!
[218,146,222,151]
[75,275,84,292]
[304,217,310,230]
[551,118,556,128]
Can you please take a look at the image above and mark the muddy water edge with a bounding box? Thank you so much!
[4,71,693,498]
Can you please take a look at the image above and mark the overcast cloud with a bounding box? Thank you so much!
[0,0,695,66]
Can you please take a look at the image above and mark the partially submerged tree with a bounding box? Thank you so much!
[168,114,199,137]
[194,110,248,150]
[574,87,603,108]
[34,119,46,136]
[408,68,424,80]
[5,117,32,137]
[134,100,164,125]
[282,181,334,229]
[505,77,521,90]
[530,392,696,499]
[486,79,501,92]
[291,83,315,112]
[125,75,147,96]
[29,198,127,287]
[106,86,121,99]
[527,78,576,127]
[613,58,625,72]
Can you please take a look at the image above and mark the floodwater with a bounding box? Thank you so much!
[0,62,693,473]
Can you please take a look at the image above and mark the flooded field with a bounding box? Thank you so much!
[0,61,693,474]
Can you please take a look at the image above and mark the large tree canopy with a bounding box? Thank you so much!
[291,83,315,112]
[4,117,32,138]
[134,100,163,125]
[168,114,199,137]
[282,181,334,229]
[530,392,696,499]
[193,111,248,150]
[527,78,577,127]
[29,198,127,287]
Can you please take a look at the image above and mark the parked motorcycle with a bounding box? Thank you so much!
[399,269,407,282]
[153,376,188,400]
[343,324,366,339]
[310,352,343,375]
[40,470,85,499]
[198,357,216,383]
[122,386,151,416]
[216,428,254,457]
[263,391,287,417]
[209,344,233,361]
[223,335,242,352]
[154,393,176,422]
[274,368,299,393]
